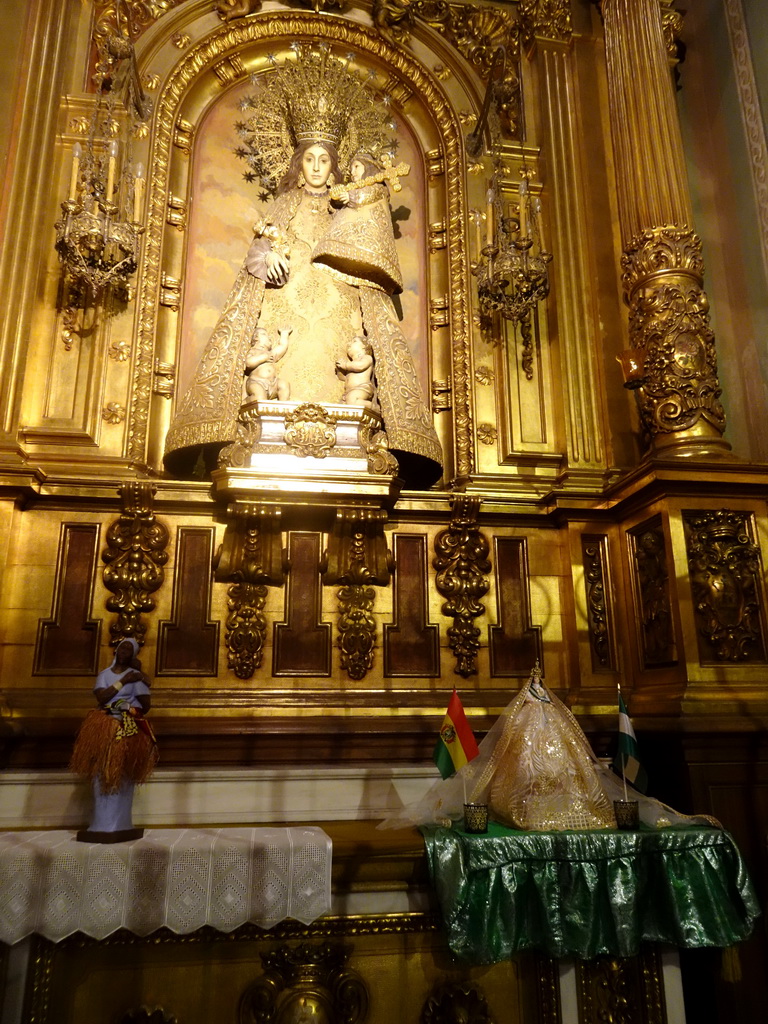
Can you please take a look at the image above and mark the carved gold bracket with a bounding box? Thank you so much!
[102,482,170,646]
[323,508,393,681]
[433,495,490,677]
[239,942,368,1024]
[215,503,286,679]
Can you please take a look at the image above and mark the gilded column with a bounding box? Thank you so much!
[601,0,729,458]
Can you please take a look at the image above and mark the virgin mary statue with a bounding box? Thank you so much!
[164,46,443,489]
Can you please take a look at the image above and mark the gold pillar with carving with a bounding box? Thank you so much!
[602,0,730,458]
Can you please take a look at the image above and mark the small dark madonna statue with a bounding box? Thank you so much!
[70,637,158,842]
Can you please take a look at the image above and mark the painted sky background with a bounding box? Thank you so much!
[178,78,429,398]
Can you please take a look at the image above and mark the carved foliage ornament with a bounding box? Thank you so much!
[284,404,337,459]
[102,482,169,646]
[620,229,724,440]
[433,495,490,677]
[630,521,676,667]
[683,509,766,662]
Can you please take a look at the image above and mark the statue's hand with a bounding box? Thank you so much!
[334,187,351,205]
[264,250,289,285]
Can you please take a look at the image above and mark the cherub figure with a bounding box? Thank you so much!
[336,336,375,406]
[244,325,291,401]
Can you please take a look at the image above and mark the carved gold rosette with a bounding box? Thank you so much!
[620,228,726,452]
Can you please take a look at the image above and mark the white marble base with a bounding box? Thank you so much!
[0,765,437,830]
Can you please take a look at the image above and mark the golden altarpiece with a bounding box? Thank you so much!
[1,0,768,1021]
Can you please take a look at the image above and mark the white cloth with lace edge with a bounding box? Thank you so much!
[0,826,332,944]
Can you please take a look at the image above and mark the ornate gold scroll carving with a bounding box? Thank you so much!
[434,496,490,677]
[323,509,393,681]
[518,0,572,42]
[284,404,337,459]
[102,483,170,646]
[239,943,368,1024]
[627,517,677,667]
[620,228,725,448]
[683,509,767,663]
[421,982,492,1024]
[582,534,617,672]
[215,504,286,679]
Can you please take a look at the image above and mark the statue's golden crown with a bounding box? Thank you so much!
[290,93,348,149]
[236,43,395,197]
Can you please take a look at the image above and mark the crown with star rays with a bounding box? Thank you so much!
[234,42,398,199]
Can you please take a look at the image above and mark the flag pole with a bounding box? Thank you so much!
[619,683,628,801]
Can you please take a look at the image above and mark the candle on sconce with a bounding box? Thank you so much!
[133,162,145,222]
[68,142,82,202]
[106,140,118,204]
[471,210,482,258]
[518,179,528,239]
[486,188,494,247]
[533,196,544,252]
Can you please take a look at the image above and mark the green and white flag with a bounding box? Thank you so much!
[612,689,648,793]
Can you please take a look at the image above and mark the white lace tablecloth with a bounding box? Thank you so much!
[0,827,332,944]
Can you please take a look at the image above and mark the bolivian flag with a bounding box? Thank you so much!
[433,689,480,779]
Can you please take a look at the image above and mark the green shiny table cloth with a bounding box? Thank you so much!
[422,822,760,962]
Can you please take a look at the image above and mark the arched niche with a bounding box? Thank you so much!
[128,10,487,484]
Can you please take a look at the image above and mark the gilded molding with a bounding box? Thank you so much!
[102,482,170,646]
[683,509,766,663]
[723,0,768,284]
[476,423,497,445]
[239,943,368,1024]
[431,379,452,411]
[433,496,490,677]
[126,14,472,478]
[153,359,176,398]
[620,228,724,443]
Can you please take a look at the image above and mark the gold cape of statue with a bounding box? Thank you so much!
[164,158,442,488]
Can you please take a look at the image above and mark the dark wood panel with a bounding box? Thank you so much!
[157,527,219,675]
[489,537,541,676]
[34,523,101,675]
[384,533,440,677]
[273,533,331,676]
